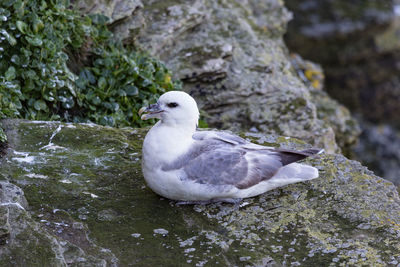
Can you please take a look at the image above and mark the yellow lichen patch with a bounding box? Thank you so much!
[386,218,400,231]
[351,173,371,183]
[290,53,325,90]
[266,209,297,234]
[304,69,323,80]
[306,228,331,245]
[311,80,320,89]
[358,246,385,267]
[360,210,373,218]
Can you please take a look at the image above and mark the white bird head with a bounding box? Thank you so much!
[139,91,200,128]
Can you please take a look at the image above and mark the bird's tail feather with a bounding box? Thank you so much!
[269,163,319,187]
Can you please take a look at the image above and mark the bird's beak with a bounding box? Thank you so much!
[139,103,164,120]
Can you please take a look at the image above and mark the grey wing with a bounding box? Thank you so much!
[182,145,284,189]
[182,146,249,186]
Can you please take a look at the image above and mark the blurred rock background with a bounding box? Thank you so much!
[284,0,400,184]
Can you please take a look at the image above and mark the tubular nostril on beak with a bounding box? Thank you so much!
[138,103,163,120]
[138,107,147,116]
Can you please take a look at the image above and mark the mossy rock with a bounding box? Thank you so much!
[0,119,399,265]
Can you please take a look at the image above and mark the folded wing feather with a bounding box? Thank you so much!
[163,131,321,189]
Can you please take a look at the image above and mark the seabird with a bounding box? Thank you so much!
[139,91,322,203]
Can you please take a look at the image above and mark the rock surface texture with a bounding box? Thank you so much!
[1,119,400,266]
[73,0,360,154]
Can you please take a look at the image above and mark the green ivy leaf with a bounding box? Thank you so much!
[10,54,20,65]
[43,94,55,102]
[125,85,138,96]
[1,29,16,46]
[80,69,96,84]
[61,97,74,109]
[26,36,43,46]
[23,70,38,80]
[75,78,87,89]
[33,18,44,33]
[92,96,101,105]
[5,66,16,81]
[33,99,47,111]
[99,115,114,126]
[2,0,16,8]
[117,89,127,97]
[16,20,28,33]
[98,77,107,90]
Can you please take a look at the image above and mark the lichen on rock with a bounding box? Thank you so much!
[0,119,399,265]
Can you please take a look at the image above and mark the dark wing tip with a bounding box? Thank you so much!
[273,147,324,166]
[278,152,307,165]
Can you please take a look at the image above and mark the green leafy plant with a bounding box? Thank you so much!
[0,0,180,140]
[72,41,178,127]
[0,127,6,143]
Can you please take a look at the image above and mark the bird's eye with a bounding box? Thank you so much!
[167,102,179,108]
